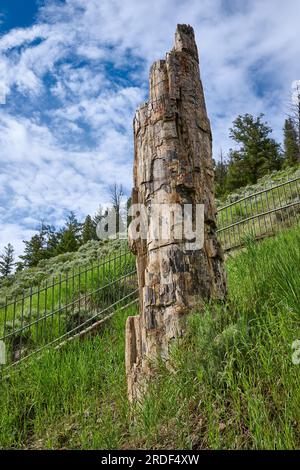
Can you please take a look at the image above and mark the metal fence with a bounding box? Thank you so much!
[0,245,137,371]
[1,176,300,372]
[217,176,300,251]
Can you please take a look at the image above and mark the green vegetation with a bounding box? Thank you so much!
[216,169,300,250]
[0,239,128,303]
[0,304,136,450]
[214,112,300,199]
[0,242,136,365]
[226,114,282,190]
[216,163,300,207]
[283,118,299,167]
[0,244,15,278]
[1,224,300,449]
[2,164,299,304]
[0,184,125,282]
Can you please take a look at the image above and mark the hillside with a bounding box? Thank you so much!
[2,164,299,303]
[1,223,300,449]
[1,165,299,371]
[0,239,127,303]
[216,164,300,207]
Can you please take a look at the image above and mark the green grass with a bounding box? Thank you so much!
[217,170,300,250]
[0,238,129,303]
[216,163,300,206]
[0,304,137,450]
[0,247,136,363]
[0,224,300,449]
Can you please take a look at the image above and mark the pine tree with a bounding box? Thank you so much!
[0,243,15,277]
[55,212,82,253]
[109,183,124,234]
[19,223,59,267]
[214,151,228,197]
[227,114,282,191]
[283,118,299,166]
[19,233,44,267]
[82,215,96,243]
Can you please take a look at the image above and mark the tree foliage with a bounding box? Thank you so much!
[55,212,82,254]
[226,114,282,191]
[82,215,96,243]
[283,118,299,166]
[0,243,15,278]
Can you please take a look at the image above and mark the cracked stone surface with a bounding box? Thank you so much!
[126,24,227,402]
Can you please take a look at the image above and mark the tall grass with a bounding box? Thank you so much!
[0,304,137,449]
[0,248,136,365]
[0,224,300,449]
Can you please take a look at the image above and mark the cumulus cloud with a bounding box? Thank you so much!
[0,223,36,258]
[0,0,300,256]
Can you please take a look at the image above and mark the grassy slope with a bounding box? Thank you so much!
[216,163,300,207]
[1,164,299,303]
[0,242,136,357]
[216,164,300,251]
[0,239,128,303]
[1,223,300,449]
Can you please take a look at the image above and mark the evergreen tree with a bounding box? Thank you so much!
[19,223,59,267]
[82,215,96,243]
[227,114,282,191]
[283,118,299,166]
[19,233,45,267]
[40,224,60,259]
[55,212,82,253]
[214,151,228,197]
[0,243,15,277]
[45,228,60,258]
[109,183,124,234]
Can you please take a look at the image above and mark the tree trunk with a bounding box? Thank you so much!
[126,24,227,402]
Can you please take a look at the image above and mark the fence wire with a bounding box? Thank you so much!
[1,176,299,371]
[217,176,300,251]
[0,245,137,371]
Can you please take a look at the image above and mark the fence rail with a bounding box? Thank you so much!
[217,176,300,251]
[1,176,300,371]
[0,245,137,372]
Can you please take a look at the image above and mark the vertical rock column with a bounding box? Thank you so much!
[126,24,227,402]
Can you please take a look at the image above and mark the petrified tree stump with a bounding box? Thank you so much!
[126,24,227,402]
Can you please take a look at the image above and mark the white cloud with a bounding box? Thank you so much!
[292,81,300,105]
[0,224,36,259]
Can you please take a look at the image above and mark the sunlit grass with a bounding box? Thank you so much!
[0,224,300,449]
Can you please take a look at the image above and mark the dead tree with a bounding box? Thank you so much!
[109,183,124,234]
[126,24,227,402]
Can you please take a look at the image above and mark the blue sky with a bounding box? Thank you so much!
[0,0,299,257]
[0,0,40,33]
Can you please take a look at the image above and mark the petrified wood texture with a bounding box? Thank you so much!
[126,24,227,402]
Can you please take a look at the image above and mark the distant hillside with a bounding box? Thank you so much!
[0,238,127,303]
[216,164,300,207]
[1,164,299,302]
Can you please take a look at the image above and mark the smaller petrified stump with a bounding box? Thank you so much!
[126,24,227,402]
